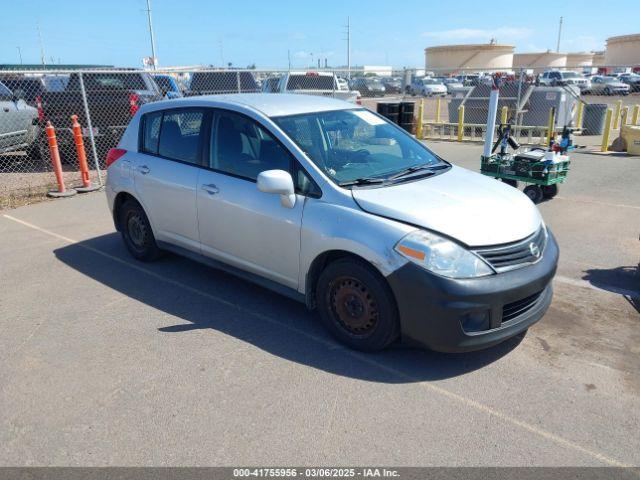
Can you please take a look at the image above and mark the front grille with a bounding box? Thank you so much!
[474,227,547,272]
[502,290,544,322]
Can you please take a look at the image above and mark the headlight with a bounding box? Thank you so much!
[394,230,494,279]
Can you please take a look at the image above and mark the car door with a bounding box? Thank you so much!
[0,82,31,151]
[134,108,205,252]
[197,109,308,289]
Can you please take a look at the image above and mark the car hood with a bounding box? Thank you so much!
[351,165,542,246]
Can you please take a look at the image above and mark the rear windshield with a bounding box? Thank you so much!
[190,72,257,92]
[83,73,148,90]
[154,76,174,91]
[287,74,335,90]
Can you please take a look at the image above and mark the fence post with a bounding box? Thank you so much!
[78,72,103,186]
[500,105,508,125]
[457,105,465,142]
[435,97,441,123]
[613,99,622,130]
[514,67,523,140]
[632,105,640,126]
[236,71,241,93]
[601,108,613,152]
[576,102,585,130]
[415,99,424,139]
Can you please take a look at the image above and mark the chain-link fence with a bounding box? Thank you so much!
[1,65,639,207]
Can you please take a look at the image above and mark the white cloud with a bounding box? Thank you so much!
[422,27,533,42]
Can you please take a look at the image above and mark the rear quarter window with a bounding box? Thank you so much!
[141,111,162,154]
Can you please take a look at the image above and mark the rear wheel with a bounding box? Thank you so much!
[119,200,161,261]
[541,184,559,198]
[316,258,399,352]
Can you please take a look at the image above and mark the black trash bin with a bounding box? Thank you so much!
[376,102,400,124]
[582,103,608,135]
[399,101,416,133]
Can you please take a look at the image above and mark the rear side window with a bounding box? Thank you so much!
[158,110,204,164]
[141,111,162,154]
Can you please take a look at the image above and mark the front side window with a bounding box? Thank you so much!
[210,111,291,180]
[273,109,444,185]
[157,110,204,164]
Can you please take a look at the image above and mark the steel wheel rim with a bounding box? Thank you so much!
[329,276,378,335]
[127,214,147,249]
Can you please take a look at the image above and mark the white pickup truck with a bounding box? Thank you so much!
[276,71,360,104]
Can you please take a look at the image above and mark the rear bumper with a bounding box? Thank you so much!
[386,231,559,353]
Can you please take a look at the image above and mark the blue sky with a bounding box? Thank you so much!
[1,0,639,68]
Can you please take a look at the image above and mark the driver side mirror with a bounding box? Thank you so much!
[257,169,296,208]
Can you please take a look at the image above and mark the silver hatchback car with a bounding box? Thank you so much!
[106,94,558,352]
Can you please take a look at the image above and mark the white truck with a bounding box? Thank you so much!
[276,71,360,104]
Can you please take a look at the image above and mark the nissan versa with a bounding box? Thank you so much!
[105,94,558,352]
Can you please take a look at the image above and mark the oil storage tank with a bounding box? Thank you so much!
[425,41,514,74]
[605,34,640,66]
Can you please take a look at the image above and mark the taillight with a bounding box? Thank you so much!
[106,148,127,168]
[129,93,139,116]
[356,94,362,105]
[36,95,44,121]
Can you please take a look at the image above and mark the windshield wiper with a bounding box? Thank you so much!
[338,177,386,187]
[388,163,447,180]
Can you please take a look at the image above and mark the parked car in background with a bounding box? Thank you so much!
[0,75,46,107]
[410,78,447,97]
[456,74,482,86]
[276,72,359,103]
[382,77,402,94]
[0,80,39,157]
[336,77,349,91]
[618,73,640,92]
[538,70,590,91]
[183,71,260,96]
[588,76,630,95]
[261,76,281,93]
[106,93,557,353]
[152,74,183,99]
[442,77,464,93]
[349,77,386,97]
[37,71,163,162]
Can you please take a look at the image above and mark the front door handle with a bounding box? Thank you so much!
[138,165,150,175]
[201,183,219,195]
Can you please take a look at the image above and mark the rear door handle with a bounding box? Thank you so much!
[201,183,219,195]
[138,165,150,175]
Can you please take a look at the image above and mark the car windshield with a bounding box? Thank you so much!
[604,77,619,83]
[422,79,439,85]
[273,109,444,185]
[562,72,579,78]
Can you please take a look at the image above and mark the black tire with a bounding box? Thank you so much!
[541,184,559,198]
[119,200,161,262]
[604,87,611,96]
[523,185,544,204]
[502,178,519,188]
[316,258,399,352]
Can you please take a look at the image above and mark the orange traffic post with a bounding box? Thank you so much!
[45,121,76,198]
[70,115,100,192]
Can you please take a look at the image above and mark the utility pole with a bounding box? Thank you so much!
[345,17,351,79]
[287,49,291,71]
[16,46,22,65]
[145,0,158,70]
[556,16,563,53]
[36,21,46,66]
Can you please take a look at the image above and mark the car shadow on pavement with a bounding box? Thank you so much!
[54,234,523,384]
[582,266,640,313]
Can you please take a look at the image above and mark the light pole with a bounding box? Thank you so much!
[146,0,158,69]
[16,46,22,65]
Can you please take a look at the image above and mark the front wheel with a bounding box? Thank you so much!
[119,200,162,262]
[523,185,544,204]
[316,258,399,352]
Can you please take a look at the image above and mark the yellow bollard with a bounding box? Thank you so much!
[601,108,613,152]
[576,102,584,130]
[613,99,622,129]
[415,100,424,139]
[632,105,640,126]
[543,107,555,146]
[457,105,465,142]
[501,105,508,125]
[621,106,629,126]
[435,97,442,123]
